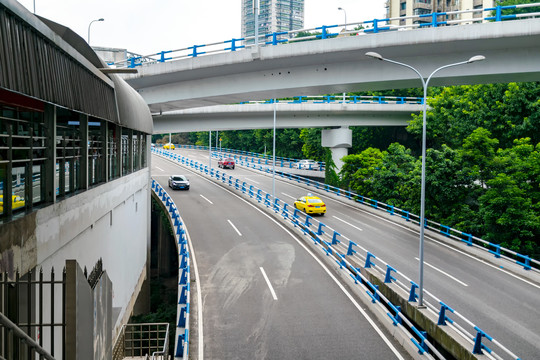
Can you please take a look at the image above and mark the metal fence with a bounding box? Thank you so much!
[0,267,65,359]
[113,322,170,360]
[150,181,190,359]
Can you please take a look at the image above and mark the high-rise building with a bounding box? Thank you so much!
[386,0,495,26]
[241,0,304,43]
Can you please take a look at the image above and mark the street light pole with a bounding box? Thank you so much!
[87,18,104,45]
[338,7,347,29]
[254,0,259,47]
[272,99,277,201]
[365,52,485,307]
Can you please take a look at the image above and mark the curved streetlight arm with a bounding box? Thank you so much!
[88,18,104,44]
[338,7,347,29]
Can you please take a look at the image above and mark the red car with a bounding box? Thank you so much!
[218,158,235,169]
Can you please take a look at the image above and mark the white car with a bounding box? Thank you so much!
[293,159,319,170]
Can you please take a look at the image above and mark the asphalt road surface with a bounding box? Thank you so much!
[152,155,413,360]
[162,148,540,360]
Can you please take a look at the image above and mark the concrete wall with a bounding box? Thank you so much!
[0,168,151,342]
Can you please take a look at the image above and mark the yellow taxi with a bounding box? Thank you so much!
[0,195,25,212]
[294,194,326,215]
[163,143,175,150]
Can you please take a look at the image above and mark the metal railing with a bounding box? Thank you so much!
[113,323,170,360]
[0,312,55,360]
[153,147,527,360]
[150,182,191,359]
[112,4,540,68]
[0,268,66,359]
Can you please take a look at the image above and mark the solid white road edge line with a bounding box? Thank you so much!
[200,194,214,205]
[260,267,278,300]
[415,257,468,287]
[333,215,364,232]
[228,219,242,236]
[155,166,164,172]
[170,162,406,360]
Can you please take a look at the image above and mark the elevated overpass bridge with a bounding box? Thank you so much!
[121,16,540,114]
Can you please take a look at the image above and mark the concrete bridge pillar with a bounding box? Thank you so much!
[321,127,352,172]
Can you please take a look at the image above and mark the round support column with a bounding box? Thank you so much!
[321,126,352,172]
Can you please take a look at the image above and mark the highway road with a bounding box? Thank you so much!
[152,155,413,360]
[162,148,540,360]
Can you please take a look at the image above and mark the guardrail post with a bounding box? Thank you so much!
[304,215,313,228]
[371,199,378,209]
[332,231,341,245]
[257,189,263,202]
[387,205,394,215]
[317,222,326,235]
[273,198,280,212]
[517,254,532,270]
[347,241,357,256]
[179,254,188,269]
[179,284,189,304]
[365,252,376,268]
[437,302,455,326]
[400,210,409,221]
[472,327,493,355]
[461,232,473,246]
[336,253,347,269]
[224,38,245,51]
[440,225,450,237]
[384,265,397,283]
[488,243,501,258]
[410,327,429,354]
[265,194,271,207]
[408,281,419,302]
[366,282,380,303]
[179,266,189,285]
[177,305,188,328]
[387,304,402,326]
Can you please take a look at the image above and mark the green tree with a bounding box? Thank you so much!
[370,143,416,207]
[460,128,499,186]
[340,148,384,197]
[494,0,540,17]
[479,173,539,255]
[299,128,325,161]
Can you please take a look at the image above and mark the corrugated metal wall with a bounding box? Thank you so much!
[0,4,118,122]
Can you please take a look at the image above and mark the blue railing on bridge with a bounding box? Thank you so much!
[167,144,326,172]
[152,147,524,360]
[151,180,190,359]
[111,4,540,68]
[238,95,424,105]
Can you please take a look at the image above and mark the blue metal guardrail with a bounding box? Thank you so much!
[152,147,524,360]
[151,180,190,359]
[112,4,540,68]
[237,95,424,105]
[164,144,326,172]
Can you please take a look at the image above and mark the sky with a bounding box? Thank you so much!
[16,0,387,55]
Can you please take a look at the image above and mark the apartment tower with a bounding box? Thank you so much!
[241,0,304,42]
[386,0,495,26]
